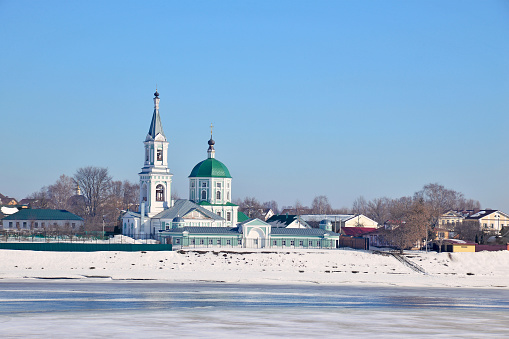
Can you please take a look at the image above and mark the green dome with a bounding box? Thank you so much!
[189,158,231,178]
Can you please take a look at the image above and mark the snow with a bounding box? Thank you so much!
[1,206,19,215]
[0,247,508,288]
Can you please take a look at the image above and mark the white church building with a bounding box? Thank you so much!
[122,91,340,249]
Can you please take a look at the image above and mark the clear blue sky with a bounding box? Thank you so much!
[1,0,508,210]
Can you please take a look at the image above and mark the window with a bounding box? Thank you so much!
[483,223,487,228]
[226,212,231,221]
[290,240,295,246]
[41,222,45,227]
[209,239,213,245]
[72,223,75,228]
[299,241,304,246]
[202,182,207,188]
[23,222,27,228]
[227,192,230,200]
[282,240,286,246]
[217,211,221,217]
[201,190,207,200]
[145,148,149,161]
[191,239,195,245]
[491,224,494,228]
[191,180,195,187]
[157,149,163,161]
[156,184,165,201]
[200,239,204,245]
[227,239,231,245]
[165,224,170,230]
[239,239,242,245]
[216,182,221,188]
[175,238,180,244]
[216,239,221,245]
[273,240,277,246]
[216,191,221,200]
[9,222,12,228]
[34,222,38,228]
[308,241,312,246]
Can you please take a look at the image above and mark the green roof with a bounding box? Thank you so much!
[189,158,231,178]
[2,209,83,221]
[237,211,249,222]
[197,201,238,207]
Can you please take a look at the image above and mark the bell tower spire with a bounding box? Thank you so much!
[139,89,173,220]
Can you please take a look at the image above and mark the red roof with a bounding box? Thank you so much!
[342,227,377,237]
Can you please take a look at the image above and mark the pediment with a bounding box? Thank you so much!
[183,208,211,220]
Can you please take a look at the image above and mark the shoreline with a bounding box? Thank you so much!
[0,248,507,289]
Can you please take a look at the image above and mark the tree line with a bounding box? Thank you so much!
[27,167,139,231]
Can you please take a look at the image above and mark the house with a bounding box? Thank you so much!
[160,218,340,249]
[465,210,509,234]
[1,209,84,231]
[0,193,18,206]
[436,239,476,253]
[259,208,274,221]
[300,214,378,229]
[438,210,466,231]
[266,214,312,229]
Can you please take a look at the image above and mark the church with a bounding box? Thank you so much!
[122,91,340,249]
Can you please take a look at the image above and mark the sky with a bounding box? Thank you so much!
[1,0,508,211]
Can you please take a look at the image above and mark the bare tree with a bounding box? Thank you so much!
[262,200,280,214]
[414,183,462,227]
[351,196,368,215]
[386,200,429,253]
[47,174,75,210]
[366,197,391,225]
[455,220,481,242]
[311,195,332,215]
[26,188,54,209]
[237,197,263,219]
[73,166,112,219]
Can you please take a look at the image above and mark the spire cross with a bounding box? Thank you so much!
[210,123,214,137]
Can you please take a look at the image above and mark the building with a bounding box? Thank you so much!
[0,193,17,206]
[1,209,84,231]
[122,91,340,248]
[266,214,312,228]
[465,210,509,234]
[300,214,378,229]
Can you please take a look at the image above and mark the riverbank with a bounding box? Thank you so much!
[0,248,508,288]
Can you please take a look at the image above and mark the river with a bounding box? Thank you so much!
[0,281,507,338]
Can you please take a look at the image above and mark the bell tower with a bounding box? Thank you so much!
[139,90,172,217]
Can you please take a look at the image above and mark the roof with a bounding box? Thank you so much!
[342,227,376,237]
[266,214,299,226]
[465,210,499,220]
[146,107,165,141]
[271,228,339,236]
[189,158,231,178]
[237,211,249,222]
[197,201,238,207]
[153,199,223,221]
[2,209,83,221]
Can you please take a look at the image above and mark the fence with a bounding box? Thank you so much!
[0,242,172,252]
[0,231,156,244]
[339,236,369,250]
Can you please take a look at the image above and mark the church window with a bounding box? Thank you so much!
[201,190,207,200]
[217,239,221,245]
[299,241,304,246]
[226,212,231,221]
[216,191,221,200]
[145,148,149,161]
[227,182,230,188]
[217,211,221,216]
[227,192,230,200]
[290,240,295,246]
[209,239,213,245]
[156,184,165,201]
[216,182,221,188]
[157,149,163,161]
[200,239,204,245]
[273,240,277,246]
[227,239,231,245]
[282,240,286,246]
[175,238,180,244]
[191,181,195,188]
[202,182,207,188]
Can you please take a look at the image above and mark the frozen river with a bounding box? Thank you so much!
[0,281,508,338]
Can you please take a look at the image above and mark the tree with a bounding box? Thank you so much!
[351,196,367,215]
[262,200,279,215]
[414,183,462,228]
[73,166,112,219]
[365,197,391,225]
[47,174,75,210]
[387,200,429,253]
[237,197,263,219]
[455,220,481,243]
[311,195,332,215]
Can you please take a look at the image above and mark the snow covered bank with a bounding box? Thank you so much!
[0,248,507,289]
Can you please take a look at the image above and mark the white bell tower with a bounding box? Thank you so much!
[139,90,172,217]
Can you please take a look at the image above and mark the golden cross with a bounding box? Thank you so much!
[210,123,214,136]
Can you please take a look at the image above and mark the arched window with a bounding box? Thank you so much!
[216,191,221,200]
[201,190,207,200]
[156,184,165,201]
